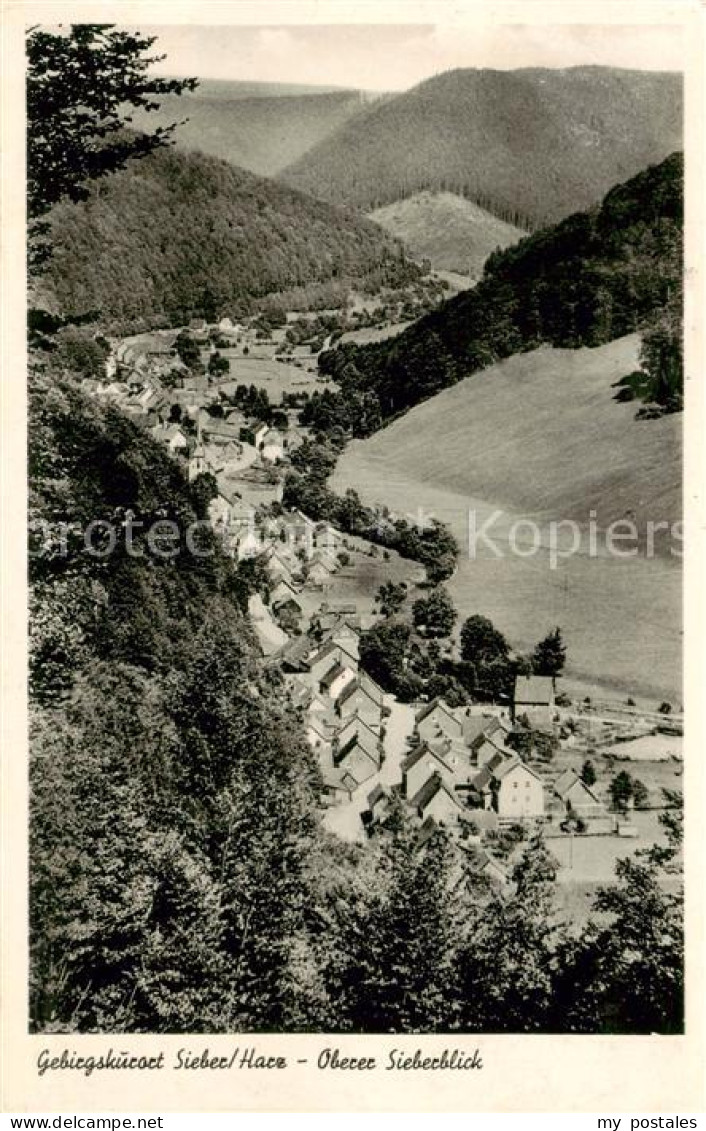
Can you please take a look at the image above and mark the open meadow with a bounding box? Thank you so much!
[218,354,327,400]
[332,336,682,703]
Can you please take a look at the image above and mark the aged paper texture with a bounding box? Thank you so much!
[2,0,704,1113]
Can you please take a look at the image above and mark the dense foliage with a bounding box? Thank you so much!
[319,153,683,420]
[280,66,682,228]
[27,24,196,223]
[37,146,421,332]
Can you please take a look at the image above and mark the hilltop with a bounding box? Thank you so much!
[280,66,682,228]
[37,145,421,331]
[369,191,525,275]
[129,81,381,176]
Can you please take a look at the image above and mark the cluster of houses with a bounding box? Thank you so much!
[365,692,610,848]
[84,330,301,504]
[93,328,620,889]
[202,499,347,591]
[275,615,389,801]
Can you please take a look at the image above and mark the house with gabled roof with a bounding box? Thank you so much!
[552,769,605,820]
[313,548,339,571]
[416,698,463,744]
[513,675,556,732]
[324,628,360,669]
[321,766,358,803]
[270,578,303,612]
[336,711,380,751]
[276,634,315,673]
[491,756,545,820]
[188,442,215,482]
[471,731,515,770]
[319,661,357,702]
[314,522,344,555]
[151,422,189,454]
[203,420,243,447]
[308,639,356,683]
[333,727,380,790]
[264,546,296,585]
[306,559,335,588]
[335,672,385,723]
[457,711,510,749]
[409,773,462,826]
[401,742,454,802]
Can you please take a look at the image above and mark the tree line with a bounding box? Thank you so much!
[317,152,684,426]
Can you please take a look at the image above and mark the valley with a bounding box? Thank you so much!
[25,23,687,1044]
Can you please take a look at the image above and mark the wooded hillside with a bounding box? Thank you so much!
[37,145,421,332]
[131,82,373,176]
[320,153,683,423]
[280,66,682,228]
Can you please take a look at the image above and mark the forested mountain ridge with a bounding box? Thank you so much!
[130,83,377,176]
[35,145,421,331]
[280,66,682,228]
[317,152,683,426]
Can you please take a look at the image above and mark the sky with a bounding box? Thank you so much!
[138,23,685,91]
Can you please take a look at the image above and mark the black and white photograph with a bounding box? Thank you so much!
[2,0,704,1115]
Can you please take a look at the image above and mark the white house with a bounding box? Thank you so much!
[319,661,357,702]
[492,758,545,820]
[260,429,285,463]
[208,491,234,530]
[152,422,189,455]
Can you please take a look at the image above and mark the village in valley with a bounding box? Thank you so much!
[82,308,684,919]
[22,17,689,1047]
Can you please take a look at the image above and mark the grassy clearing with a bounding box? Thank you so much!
[339,321,412,346]
[332,336,682,701]
[218,355,326,401]
[370,191,525,275]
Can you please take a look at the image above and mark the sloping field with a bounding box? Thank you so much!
[340,335,680,538]
[369,191,525,276]
[332,336,682,701]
